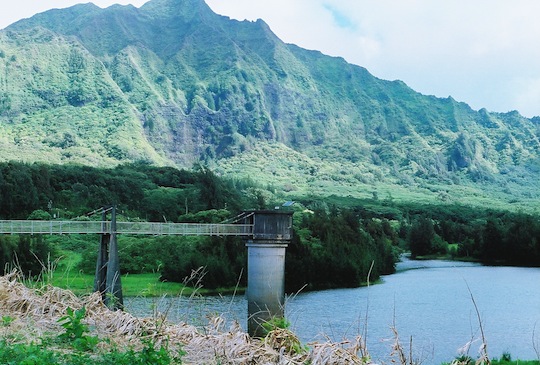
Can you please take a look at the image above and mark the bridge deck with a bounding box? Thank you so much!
[0,220,253,236]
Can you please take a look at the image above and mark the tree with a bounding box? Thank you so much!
[482,217,505,262]
[409,215,435,257]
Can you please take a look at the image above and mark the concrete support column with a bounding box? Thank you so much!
[241,210,292,337]
[246,240,288,337]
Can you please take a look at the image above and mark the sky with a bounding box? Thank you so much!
[1,1,539,118]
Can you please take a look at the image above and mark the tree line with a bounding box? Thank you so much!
[0,161,537,292]
[404,208,540,266]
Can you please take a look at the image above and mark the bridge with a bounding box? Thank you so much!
[0,208,292,337]
[0,209,253,308]
[0,220,253,236]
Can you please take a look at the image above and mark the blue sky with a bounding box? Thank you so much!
[323,3,356,30]
[1,0,540,118]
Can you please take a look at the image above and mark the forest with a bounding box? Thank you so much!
[0,161,538,293]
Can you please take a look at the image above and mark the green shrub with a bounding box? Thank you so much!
[0,339,184,364]
[27,209,52,220]
[58,306,99,352]
[0,341,59,364]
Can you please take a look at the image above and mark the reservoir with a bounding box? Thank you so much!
[126,257,540,364]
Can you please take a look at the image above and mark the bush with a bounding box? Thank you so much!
[0,339,184,364]
[27,209,52,220]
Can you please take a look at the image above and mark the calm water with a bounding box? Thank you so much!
[126,258,540,364]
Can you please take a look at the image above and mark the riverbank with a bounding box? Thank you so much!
[2,272,539,364]
[0,272,365,364]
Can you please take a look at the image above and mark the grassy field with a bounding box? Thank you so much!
[51,271,182,297]
[49,251,243,298]
[49,270,242,297]
[50,247,201,297]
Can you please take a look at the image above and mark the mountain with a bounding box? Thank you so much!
[1,0,539,209]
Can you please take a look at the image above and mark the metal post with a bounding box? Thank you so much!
[93,206,123,310]
[93,210,109,295]
[104,206,123,309]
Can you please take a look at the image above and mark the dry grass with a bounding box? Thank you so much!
[0,271,374,364]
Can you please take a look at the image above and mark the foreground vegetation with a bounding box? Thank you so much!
[444,355,540,365]
[0,272,370,364]
[0,338,182,365]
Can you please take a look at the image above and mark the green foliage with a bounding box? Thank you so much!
[0,162,254,220]
[0,340,59,364]
[1,315,14,326]
[409,215,436,257]
[285,205,398,292]
[0,338,184,364]
[1,0,540,216]
[445,353,540,365]
[0,234,57,276]
[1,160,539,293]
[57,306,99,352]
[401,204,540,266]
[501,352,512,362]
[178,209,231,223]
[27,209,52,220]
[159,236,247,289]
[262,316,290,333]
[135,339,184,365]
[450,354,474,365]
[491,359,539,365]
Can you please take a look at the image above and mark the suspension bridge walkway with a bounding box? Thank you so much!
[0,220,253,236]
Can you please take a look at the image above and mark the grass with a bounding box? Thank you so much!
[51,271,243,297]
[48,246,243,297]
[0,339,182,365]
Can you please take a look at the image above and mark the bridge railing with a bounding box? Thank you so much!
[0,220,106,235]
[0,220,254,236]
[115,222,253,236]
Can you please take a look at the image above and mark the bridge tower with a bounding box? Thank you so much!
[241,210,293,337]
[94,206,123,309]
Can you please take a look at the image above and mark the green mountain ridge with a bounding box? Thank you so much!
[1,0,539,209]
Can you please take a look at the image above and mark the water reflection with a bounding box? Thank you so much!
[125,294,247,330]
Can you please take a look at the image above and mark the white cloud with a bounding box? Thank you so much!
[510,77,540,118]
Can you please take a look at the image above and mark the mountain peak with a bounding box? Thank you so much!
[140,0,215,20]
[5,0,223,57]
[7,3,101,31]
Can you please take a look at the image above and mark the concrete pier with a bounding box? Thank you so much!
[246,241,288,336]
[242,210,293,337]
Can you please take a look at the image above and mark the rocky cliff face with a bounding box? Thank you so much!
[1,0,539,205]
